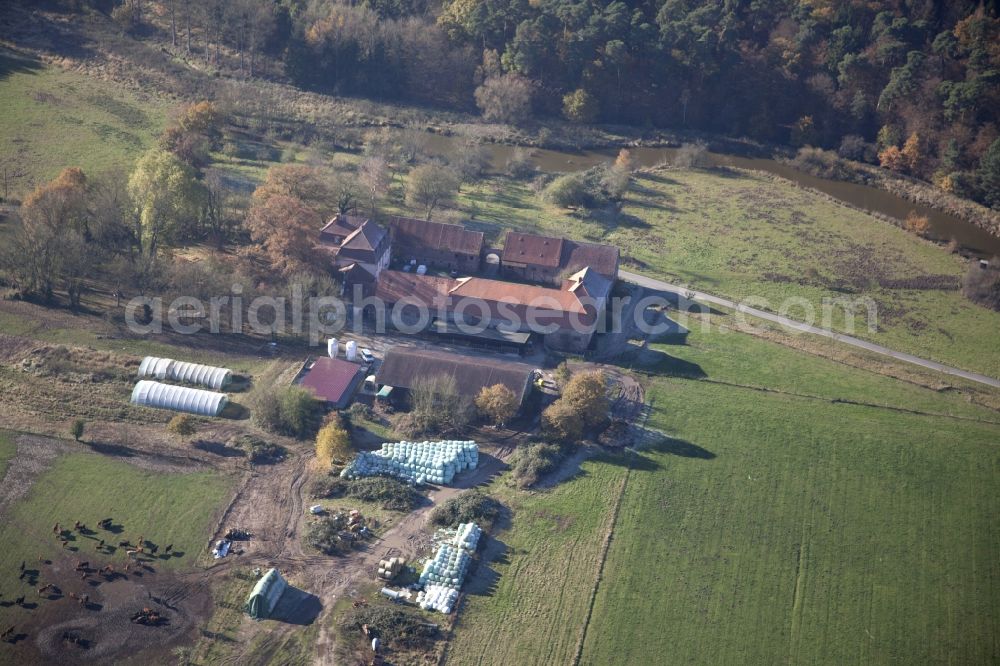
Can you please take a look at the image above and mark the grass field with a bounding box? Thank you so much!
[446,327,1000,666]
[446,459,628,665]
[0,48,169,198]
[0,444,234,625]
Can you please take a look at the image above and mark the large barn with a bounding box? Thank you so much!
[374,347,536,409]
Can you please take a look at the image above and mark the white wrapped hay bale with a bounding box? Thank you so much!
[419,544,472,589]
[451,522,482,551]
[416,584,460,614]
[337,440,479,485]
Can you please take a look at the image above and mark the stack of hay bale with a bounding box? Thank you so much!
[416,521,484,614]
[340,440,478,485]
[377,556,406,581]
[418,544,471,589]
[416,584,460,614]
[450,522,482,551]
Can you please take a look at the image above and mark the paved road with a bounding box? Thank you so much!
[621,270,1000,389]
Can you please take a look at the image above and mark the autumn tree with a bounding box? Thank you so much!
[563,88,599,123]
[474,73,533,124]
[252,164,339,214]
[316,414,353,468]
[128,148,206,255]
[542,370,608,442]
[475,384,518,426]
[0,169,94,303]
[900,133,922,173]
[245,193,324,277]
[22,167,89,234]
[878,145,907,172]
[542,399,583,442]
[161,101,226,167]
[406,163,460,219]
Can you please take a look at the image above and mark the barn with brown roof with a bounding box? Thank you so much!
[299,357,364,409]
[374,347,536,408]
[501,231,619,286]
[366,270,605,352]
[386,216,484,273]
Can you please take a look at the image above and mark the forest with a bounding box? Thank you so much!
[95,0,1000,211]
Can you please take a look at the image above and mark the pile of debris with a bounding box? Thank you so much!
[340,440,478,485]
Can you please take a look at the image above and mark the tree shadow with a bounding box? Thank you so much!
[192,440,245,458]
[651,437,715,460]
[0,49,44,81]
[597,449,661,472]
[81,441,137,458]
[220,401,250,420]
[636,348,707,379]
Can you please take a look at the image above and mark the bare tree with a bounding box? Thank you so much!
[406,163,460,220]
[359,155,389,215]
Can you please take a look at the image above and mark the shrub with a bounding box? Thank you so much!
[790,146,850,180]
[838,134,874,162]
[962,258,1000,311]
[345,477,423,511]
[306,515,350,555]
[431,490,501,527]
[167,414,197,439]
[228,434,286,464]
[510,442,567,488]
[342,605,439,649]
[673,142,709,168]
[904,211,931,237]
[347,402,373,423]
[311,475,422,512]
[310,475,348,500]
[70,419,85,442]
[251,386,321,438]
[543,173,591,208]
[505,148,536,180]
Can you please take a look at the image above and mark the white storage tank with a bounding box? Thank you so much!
[416,264,427,275]
[345,340,358,362]
[327,337,339,359]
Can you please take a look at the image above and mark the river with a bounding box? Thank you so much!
[421,135,1000,257]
